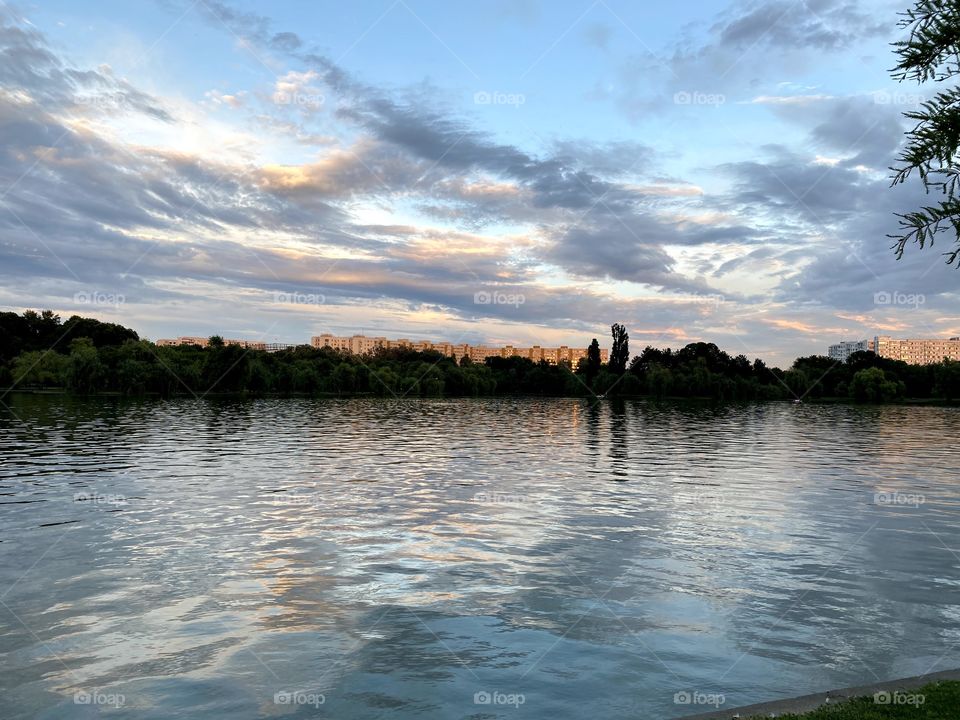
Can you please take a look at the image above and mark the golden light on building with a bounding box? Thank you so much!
[872,335,960,365]
[310,334,607,365]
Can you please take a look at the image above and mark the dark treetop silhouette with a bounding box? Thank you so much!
[3,310,960,402]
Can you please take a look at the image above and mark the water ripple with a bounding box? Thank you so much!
[0,396,958,718]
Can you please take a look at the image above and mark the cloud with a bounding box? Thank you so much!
[550,139,655,177]
[711,0,886,52]
[205,89,247,108]
[747,94,835,105]
[270,69,325,110]
[3,0,955,368]
[0,17,173,121]
[609,0,892,120]
[807,96,906,167]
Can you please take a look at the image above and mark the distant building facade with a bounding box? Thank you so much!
[872,336,960,365]
[155,333,607,364]
[827,340,871,362]
[310,334,607,365]
[155,336,267,351]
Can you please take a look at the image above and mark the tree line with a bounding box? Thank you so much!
[3,310,960,402]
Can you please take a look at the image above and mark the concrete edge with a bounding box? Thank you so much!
[681,668,960,719]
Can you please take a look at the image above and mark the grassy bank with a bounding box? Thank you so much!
[743,680,960,718]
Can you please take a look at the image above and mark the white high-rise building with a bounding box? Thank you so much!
[827,339,870,362]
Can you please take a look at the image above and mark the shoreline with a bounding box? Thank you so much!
[681,668,960,718]
[1,388,958,406]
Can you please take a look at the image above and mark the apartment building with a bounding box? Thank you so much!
[827,339,871,362]
[155,336,267,350]
[156,333,608,365]
[310,334,607,365]
[872,336,960,365]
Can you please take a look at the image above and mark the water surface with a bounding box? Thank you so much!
[1,396,959,718]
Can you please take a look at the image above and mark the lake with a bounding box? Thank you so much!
[1,395,958,718]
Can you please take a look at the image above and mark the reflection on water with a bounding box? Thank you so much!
[1,395,959,719]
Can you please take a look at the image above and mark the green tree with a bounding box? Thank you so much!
[371,367,398,396]
[646,364,672,398]
[934,359,960,401]
[201,342,248,393]
[64,338,103,393]
[291,360,321,394]
[418,364,444,396]
[156,344,203,395]
[331,362,357,394]
[618,372,641,395]
[593,369,617,395]
[850,367,904,403]
[246,359,273,393]
[62,316,137,347]
[22,310,63,348]
[12,350,67,388]
[609,323,630,374]
[116,340,160,395]
[399,376,420,395]
[585,339,602,383]
[890,0,960,264]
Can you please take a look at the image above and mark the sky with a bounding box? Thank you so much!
[0,0,956,366]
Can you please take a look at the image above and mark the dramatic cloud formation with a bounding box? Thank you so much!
[0,0,955,365]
